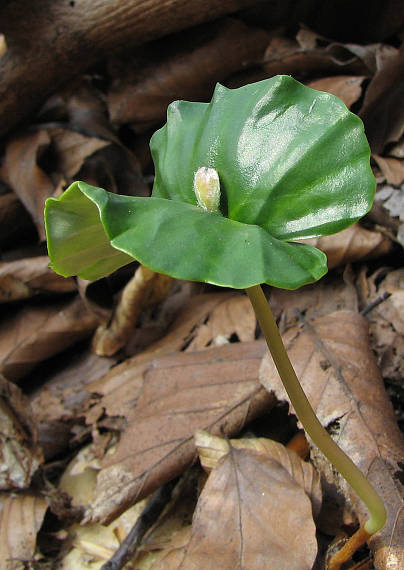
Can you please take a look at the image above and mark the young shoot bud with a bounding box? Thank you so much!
[194,167,221,213]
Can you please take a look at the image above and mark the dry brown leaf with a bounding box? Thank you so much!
[373,155,404,186]
[360,43,404,153]
[184,294,256,351]
[0,375,42,490]
[0,256,75,302]
[176,448,318,570]
[259,36,369,82]
[304,224,392,269]
[259,310,404,569]
[0,492,48,570]
[0,296,98,381]
[92,266,173,356]
[0,130,55,239]
[48,128,109,180]
[80,293,250,422]
[107,18,269,129]
[359,268,404,386]
[195,430,322,518]
[83,340,272,524]
[306,75,365,108]
[148,526,192,569]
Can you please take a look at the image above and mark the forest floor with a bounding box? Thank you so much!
[0,2,403,569]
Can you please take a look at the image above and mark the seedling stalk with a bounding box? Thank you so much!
[246,285,386,539]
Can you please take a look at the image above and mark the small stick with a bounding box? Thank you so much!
[360,292,391,316]
[100,478,178,570]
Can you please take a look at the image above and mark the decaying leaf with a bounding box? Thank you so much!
[195,430,322,518]
[374,185,404,246]
[358,268,404,386]
[175,448,318,569]
[0,130,55,239]
[107,18,269,129]
[360,43,404,153]
[92,265,173,357]
[304,224,392,270]
[259,310,404,569]
[0,256,75,302]
[83,340,272,525]
[0,375,43,490]
[47,127,109,180]
[184,294,256,351]
[306,75,365,108]
[373,155,404,186]
[0,492,48,570]
[0,296,98,381]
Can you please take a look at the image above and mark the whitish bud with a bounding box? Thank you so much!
[194,167,221,213]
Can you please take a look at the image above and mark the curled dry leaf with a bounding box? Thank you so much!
[0,375,43,490]
[373,155,404,186]
[0,492,48,570]
[360,43,404,153]
[92,265,173,357]
[303,224,392,270]
[0,296,98,382]
[195,430,322,518]
[83,340,272,525]
[47,127,109,180]
[175,448,318,570]
[0,256,75,303]
[259,310,404,569]
[306,75,365,109]
[0,130,55,239]
[107,18,269,129]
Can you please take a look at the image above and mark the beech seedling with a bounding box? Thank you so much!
[44,75,386,567]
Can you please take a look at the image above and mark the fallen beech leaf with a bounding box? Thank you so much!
[195,430,322,518]
[92,265,173,356]
[0,492,48,569]
[0,375,43,490]
[177,448,318,570]
[259,36,369,82]
[306,75,365,108]
[360,268,404,386]
[73,294,240,426]
[0,296,98,381]
[373,155,404,186]
[149,526,192,569]
[0,256,75,302]
[83,340,272,524]
[360,43,404,153]
[184,294,256,351]
[48,127,109,180]
[304,224,392,269]
[259,310,404,568]
[374,185,404,246]
[107,18,269,129]
[0,130,55,239]
[270,269,359,328]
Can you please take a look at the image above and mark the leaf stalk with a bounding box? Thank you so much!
[245,284,386,537]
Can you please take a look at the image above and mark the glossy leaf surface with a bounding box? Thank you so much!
[45,75,375,289]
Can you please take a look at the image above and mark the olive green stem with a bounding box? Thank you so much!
[246,284,386,536]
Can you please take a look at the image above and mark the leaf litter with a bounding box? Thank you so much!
[0,8,403,569]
